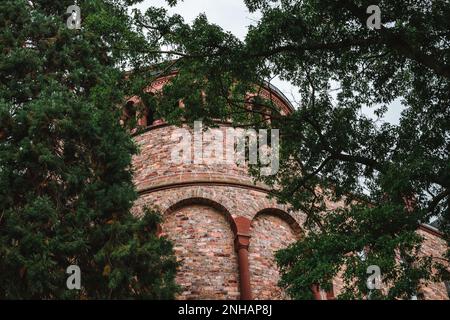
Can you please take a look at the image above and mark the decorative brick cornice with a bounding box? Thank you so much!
[234,216,252,235]
[235,234,251,251]
[137,177,272,195]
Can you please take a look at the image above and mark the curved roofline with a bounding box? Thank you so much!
[125,66,295,113]
[263,81,295,113]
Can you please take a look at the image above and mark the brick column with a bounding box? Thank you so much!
[235,234,252,300]
[311,284,322,300]
[233,216,252,300]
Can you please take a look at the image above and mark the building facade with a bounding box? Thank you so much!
[130,75,449,300]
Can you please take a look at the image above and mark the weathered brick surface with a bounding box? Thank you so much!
[162,204,240,300]
[131,122,305,299]
[249,213,299,299]
[132,125,265,193]
[133,184,306,226]
[133,184,305,299]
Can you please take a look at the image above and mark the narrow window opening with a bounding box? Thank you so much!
[146,104,155,126]
[122,100,136,128]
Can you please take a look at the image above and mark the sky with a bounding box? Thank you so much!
[132,0,405,124]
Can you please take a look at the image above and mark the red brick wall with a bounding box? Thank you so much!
[133,184,304,300]
[162,204,240,299]
[249,213,299,299]
[132,125,257,194]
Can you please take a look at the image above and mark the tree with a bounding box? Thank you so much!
[134,0,450,299]
[0,0,178,299]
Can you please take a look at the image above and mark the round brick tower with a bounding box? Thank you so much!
[130,74,306,300]
[130,74,449,300]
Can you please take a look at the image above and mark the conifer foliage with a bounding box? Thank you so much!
[0,0,178,299]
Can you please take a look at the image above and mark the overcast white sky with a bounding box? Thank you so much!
[133,0,405,124]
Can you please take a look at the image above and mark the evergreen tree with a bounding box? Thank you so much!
[0,0,178,299]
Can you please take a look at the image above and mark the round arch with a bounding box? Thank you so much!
[248,207,303,300]
[165,196,237,236]
[161,196,241,300]
[252,208,303,239]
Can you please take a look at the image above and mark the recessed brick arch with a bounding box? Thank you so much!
[249,208,301,300]
[161,197,240,299]
[164,197,237,237]
[157,189,236,219]
[252,208,303,239]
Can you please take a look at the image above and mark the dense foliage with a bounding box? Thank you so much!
[0,0,178,299]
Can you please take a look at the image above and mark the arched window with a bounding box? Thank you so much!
[122,100,137,128]
[122,99,156,128]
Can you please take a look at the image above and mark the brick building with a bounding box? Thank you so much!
[129,74,449,300]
